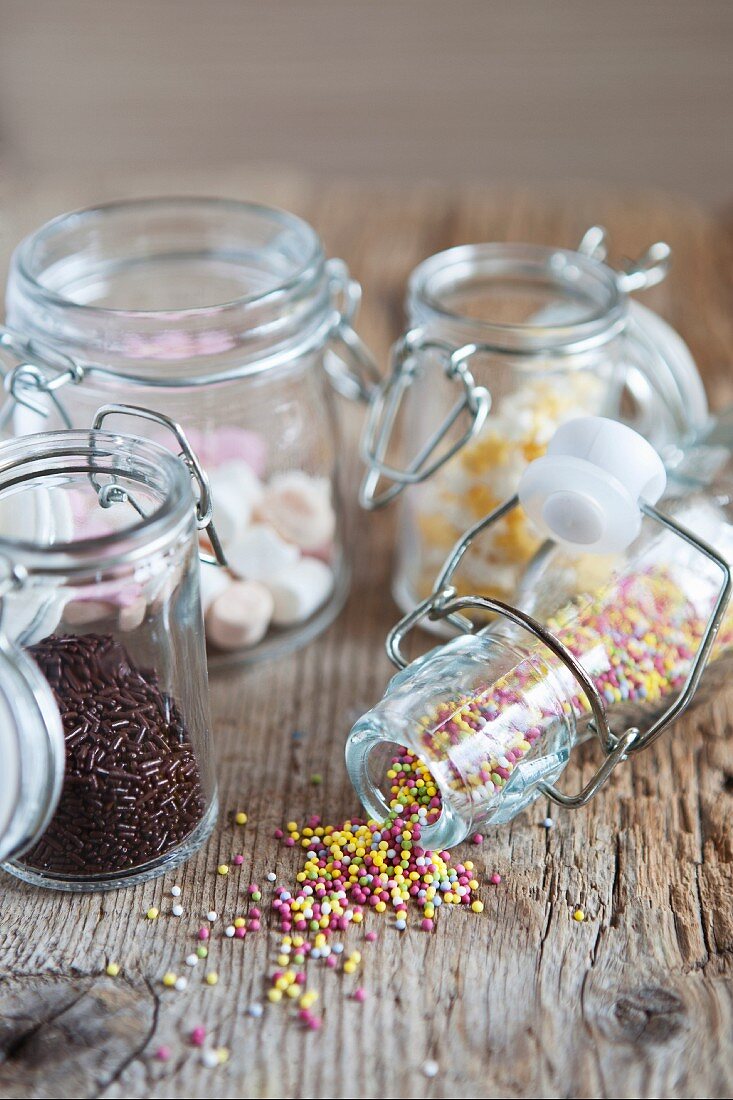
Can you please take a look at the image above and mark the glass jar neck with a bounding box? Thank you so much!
[0,429,194,575]
[5,198,333,384]
[407,242,628,357]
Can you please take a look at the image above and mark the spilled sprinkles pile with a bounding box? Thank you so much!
[266,748,483,1027]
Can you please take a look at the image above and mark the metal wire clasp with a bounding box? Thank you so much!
[322,258,381,404]
[359,330,491,510]
[385,493,732,811]
[91,404,228,567]
[0,330,84,432]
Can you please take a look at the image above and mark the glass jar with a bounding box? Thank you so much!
[0,405,218,890]
[360,230,709,624]
[347,414,733,849]
[1,198,377,666]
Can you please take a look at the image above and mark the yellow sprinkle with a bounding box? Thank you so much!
[267,988,283,1003]
[234,917,246,928]
[299,991,318,1009]
[146,907,159,920]
[217,1047,230,1064]
[471,900,484,913]
[205,971,219,985]
[162,972,177,987]
[573,909,585,922]
[286,985,300,999]
[277,954,290,966]
[217,864,229,876]
[287,821,298,832]
[343,960,357,974]
[105,962,120,977]
[234,812,248,825]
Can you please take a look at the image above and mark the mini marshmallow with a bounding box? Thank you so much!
[205,580,274,650]
[198,562,231,611]
[208,461,265,548]
[256,471,335,552]
[267,557,334,626]
[185,427,268,478]
[226,524,300,582]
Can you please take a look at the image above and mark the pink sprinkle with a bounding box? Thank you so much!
[250,907,261,919]
[248,919,261,931]
[421,918,434,932]
[155,1045,171,1061]
[308,1016,322,1031]
[248,883,259,894]
[472,833,484,845]
[285,837,295,847]
[233,854,244,865]
[190,1027,206,1047]
[491,872,502,884]
[274,828,283,839]
[235,926,246,939]
[365,930,377,942]
[326,956,337,968]
[353,987,367,1003]
[295,972,306,985]
[197,927,209,941]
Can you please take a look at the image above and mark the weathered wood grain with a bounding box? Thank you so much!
[0,171,732,1099]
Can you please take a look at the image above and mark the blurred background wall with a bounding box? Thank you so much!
[0,0,731,207]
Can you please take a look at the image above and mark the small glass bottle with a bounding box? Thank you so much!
[0,405,220,890]
[1,197,378,665]
[360,230,709,625]
[347,415,733,849]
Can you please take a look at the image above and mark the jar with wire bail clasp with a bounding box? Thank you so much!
[347,413,733,849]
[0,197,379,666]
[0,403,223,891]
[359,227,709,627]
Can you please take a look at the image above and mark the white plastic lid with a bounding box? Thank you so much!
[0,641,65,863]
[518,416,667,554]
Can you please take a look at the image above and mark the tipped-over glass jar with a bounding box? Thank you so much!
[0,405,220,890]
[1,198,378,666]
[360,227,709,624]
[347,414,733,849]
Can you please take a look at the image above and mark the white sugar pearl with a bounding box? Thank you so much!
[224,926,235,938]
[186,954,199,967]
[311,949,321,960]
[175,976,188,991]
[266,558,333,626]
[257,471,335,551]
[247,1003,264,1018]
[207,911,218,922]
[266,872,276,882]
[332,943,344,954]
[423,1059,439,1078]
[205,580,274,650]
[396,919,407,931]
[171,885,182,897]
[172,904,184,917]
[202,1049,220,1069]
[543,817,554,829]
[227,524,299,582]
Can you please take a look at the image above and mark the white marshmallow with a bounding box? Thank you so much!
[205,580,274,650]
[227,524,300,582]
[198,562,231,611]
[267,557,334,626]
[209,461,264,548]
[256,471,335,552]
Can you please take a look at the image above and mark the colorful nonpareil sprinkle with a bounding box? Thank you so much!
[105,962,120,977]
[235,812,248,825]
[155,1045,171,1061]
[573,909,585,922]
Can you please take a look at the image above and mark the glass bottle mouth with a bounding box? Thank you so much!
[0,429,193,573]
[408,242,627,356]
[6,197,332,383]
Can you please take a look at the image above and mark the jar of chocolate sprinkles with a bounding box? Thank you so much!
[0,404,220,890]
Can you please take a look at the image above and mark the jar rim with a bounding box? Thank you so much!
[0,429,194,573]
[6,197,334,385]
[408,242,628,354]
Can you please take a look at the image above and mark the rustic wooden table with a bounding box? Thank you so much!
[1,172,732,1100]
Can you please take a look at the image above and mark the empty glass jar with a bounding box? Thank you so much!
[360,229,709,624]
[1,198,377,664]
[0,406,219,890]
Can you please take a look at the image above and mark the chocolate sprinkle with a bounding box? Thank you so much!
[20,633,206,877]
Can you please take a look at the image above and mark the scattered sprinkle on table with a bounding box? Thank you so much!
[423,1059,439,1078]
[205,971,219,986]
[105,962,120,977]
[543,817,554,829]
[190,1026,206,1046]
[235,811,248,825]
[172,904,184,917]
[171,885,182,897]
[162,972,177,988]
[146,907,159,920]
[155,1045,171,1062]
[573,909,585,922]
[217,864,229,876]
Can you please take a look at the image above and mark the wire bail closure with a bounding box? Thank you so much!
[359,331,491,509]
[0,330,84,432]
[91,404,228,568]
[385,493,732,811]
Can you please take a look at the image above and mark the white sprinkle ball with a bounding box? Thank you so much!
[207,911,218,922]
[171,885,182,897]
[248,1003,264,1018]
[423,1058,439,1078]
[172,904,184,917]
[225,925,235,938]
[175,976,188,992]
[543,817,554,829]
[186,954,199,967]
[202,1049,220,1069]
[266,871,277,882]
[396,919,407,931]
[332,943,344,955]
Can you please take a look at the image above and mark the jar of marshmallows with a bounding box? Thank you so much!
[1,198,377,665]
[360,228,709,627]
